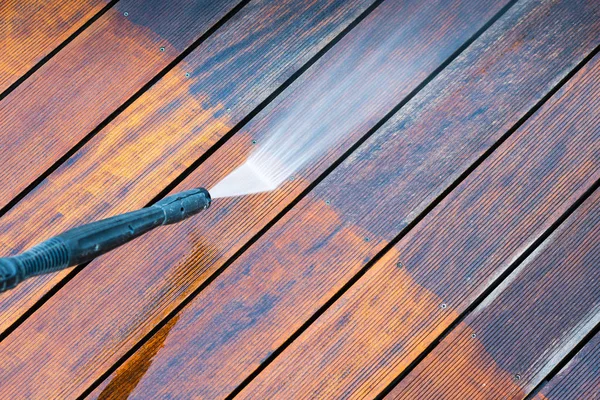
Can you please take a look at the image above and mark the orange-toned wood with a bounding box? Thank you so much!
[0,0,378,333]
[534,332,600,400]
[235,51,600,398]
[84,1,600,398]
[0,0,109,92]
[0,0,242,210]
[0,0,515,398]
[390,190,600,399]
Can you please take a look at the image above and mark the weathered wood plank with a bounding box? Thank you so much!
[0,0,242,210]
[389,189,600,399]
[236,47,600,399]
[0,0,379,333]
[0,0,514,398]
[79,1,600,398]
[0,0,109,92]
[533,332,600,400]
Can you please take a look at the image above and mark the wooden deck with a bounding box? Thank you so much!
[0,0,598,398]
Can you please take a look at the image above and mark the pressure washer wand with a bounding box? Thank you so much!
[0,188,211,293]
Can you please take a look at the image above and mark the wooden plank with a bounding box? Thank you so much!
[234,51,600,399]
[389,189,600,399]
[533,332,600,400]
[0,0,515,398]
[0,0,380,332]
[76,0,600,398]
[0,0,109,92]
[0,0,242,211]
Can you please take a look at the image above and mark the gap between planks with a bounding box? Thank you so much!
[524,308,600,399]
[0,0,120,102]
[0,0,250,222]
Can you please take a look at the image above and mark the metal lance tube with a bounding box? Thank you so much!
[0,188,211,293]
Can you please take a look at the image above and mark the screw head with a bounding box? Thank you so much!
[325,200,331,205]
[515,374,521,381]
[251,139,257,145]
[160,47,165,52]
[397,262,403,268]
[471,333,477,338]
[364,237,370,242]
[123,11,129,16]
[440,303,447,309]
[185,72,190,77]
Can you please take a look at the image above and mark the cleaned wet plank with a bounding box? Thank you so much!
[390,188,600,399]
[0,0,514,398]
[0,0,242,211]
[0,0,109,92]
[81,1,600,398]
[0,0,378,333]
[533,332,600,400]
[235,30,600,400]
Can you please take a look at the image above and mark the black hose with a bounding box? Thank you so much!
[0,188,211,292]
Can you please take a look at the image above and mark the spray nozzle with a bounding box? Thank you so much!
[154,188,211,224]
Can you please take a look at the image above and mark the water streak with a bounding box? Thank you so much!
[211,25,410,199]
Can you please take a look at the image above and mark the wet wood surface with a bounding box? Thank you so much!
[1,0,599,398]
[235,30,600,399]
[0,0,109,92]
[0,0,515,397]
[0,0,241,210]
[533,332,600,400]
[388,188,600,399]
[86,0,599,398]
[0,0,378,334]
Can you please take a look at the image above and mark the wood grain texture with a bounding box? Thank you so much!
[0,0,109,92]
[237,37,600,400]
[0,0,241,210]
[0,0,378,334]
[0,0,514,398]
[83,0,600,398]
[534,332,600,400]
[390,189,600,399]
